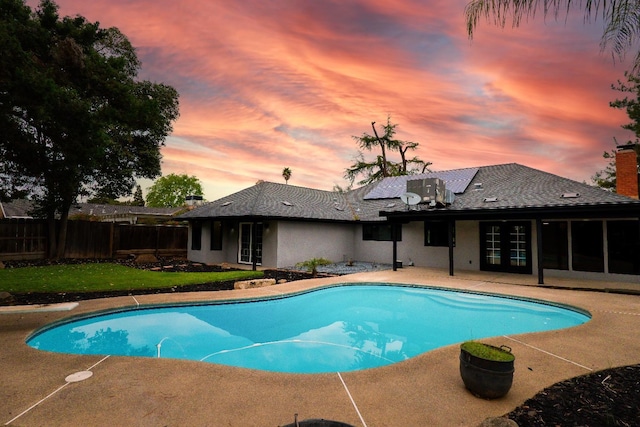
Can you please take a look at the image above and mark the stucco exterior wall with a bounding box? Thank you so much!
[351,224,394,265]
[187,221,239,265]
[275,221,355,268]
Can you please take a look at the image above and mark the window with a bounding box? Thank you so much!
[509,225,527,267]
[542,221,568,270]
[191,221,202,251]
[571,221,604,272]
[607,220,640,275]
[363,223,401,241]
[210,220,222,251]
[485,224,501,266]
[424,221,454,247]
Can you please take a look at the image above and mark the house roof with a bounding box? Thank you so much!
[70,203,183,218]
[0,200,35,219]
[179,181,393,222]
[0,201,183,220]
[383,163,640,220]
[180,163,640,223]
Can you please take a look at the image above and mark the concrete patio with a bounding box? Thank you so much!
[1,268,639,426]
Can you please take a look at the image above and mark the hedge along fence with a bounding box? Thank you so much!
[0,219,187,261]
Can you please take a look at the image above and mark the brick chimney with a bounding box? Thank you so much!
[616,144,639,199]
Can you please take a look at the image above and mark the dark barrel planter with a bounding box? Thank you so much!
[459,343,515,399]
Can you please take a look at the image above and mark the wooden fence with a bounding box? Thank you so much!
[0,219,187,261]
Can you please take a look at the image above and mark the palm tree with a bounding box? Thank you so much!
[465,0,640,73]
[282,167,292,184]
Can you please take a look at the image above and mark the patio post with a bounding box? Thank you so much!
[448,219,455,276]
[392,222,398,271]
[536,217,544,284]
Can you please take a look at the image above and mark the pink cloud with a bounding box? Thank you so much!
[26,0,634,199]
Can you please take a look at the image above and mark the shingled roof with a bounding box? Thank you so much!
[180,163,640,223]
[0,199,35,219]
[179,180,393,222]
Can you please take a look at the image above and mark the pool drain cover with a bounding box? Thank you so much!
[65,371,93,383]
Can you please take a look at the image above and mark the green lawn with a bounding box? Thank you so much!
[0,263,264,294]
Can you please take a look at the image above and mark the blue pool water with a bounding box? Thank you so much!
[27,284,589,373]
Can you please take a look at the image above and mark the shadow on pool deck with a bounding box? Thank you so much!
[1,267,639,426]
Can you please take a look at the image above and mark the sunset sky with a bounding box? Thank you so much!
[28,0,636,201]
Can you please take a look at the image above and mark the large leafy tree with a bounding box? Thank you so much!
[592,72,640,189]
[345,117,431,186]
[146,174,203,207]
[465,0,640,73]
[0,0,179,257]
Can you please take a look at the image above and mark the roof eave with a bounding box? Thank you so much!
[381,203,640,221]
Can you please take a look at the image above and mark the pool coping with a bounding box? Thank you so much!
[1,267,639,426]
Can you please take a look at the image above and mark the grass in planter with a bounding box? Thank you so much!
[0,263,264,294]
[461,341,515,362]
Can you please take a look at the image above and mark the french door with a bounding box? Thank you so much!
[238,222,263,265]
[480,222,532,274]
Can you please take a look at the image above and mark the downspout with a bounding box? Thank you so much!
[536,217,544,284]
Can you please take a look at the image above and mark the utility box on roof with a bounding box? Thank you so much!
[407,178,445,206]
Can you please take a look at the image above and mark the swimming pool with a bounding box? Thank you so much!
[27,284,590,373]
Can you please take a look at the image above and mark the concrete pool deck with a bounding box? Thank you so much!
[1,268,639,426]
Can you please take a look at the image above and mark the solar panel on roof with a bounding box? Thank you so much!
[363,167,479,199]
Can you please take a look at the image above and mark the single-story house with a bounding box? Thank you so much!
[179,146,640,284]
[69,203,185,224]
[0,200,184,224]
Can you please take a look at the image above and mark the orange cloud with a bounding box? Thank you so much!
[27,0,634,200]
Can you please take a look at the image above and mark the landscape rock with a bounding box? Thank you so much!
[0,292,14,304]
[234,278,276,290]
[134,253,158,264]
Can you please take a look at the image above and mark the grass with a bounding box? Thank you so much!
[0,263,264,294]
[461,341,515,362]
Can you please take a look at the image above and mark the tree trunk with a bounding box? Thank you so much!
[55,200,73,259]
[47,216,57,259]
[371,122,389,177]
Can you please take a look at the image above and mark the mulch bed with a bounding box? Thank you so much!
[507,364,640,426]
[2,258,639,426]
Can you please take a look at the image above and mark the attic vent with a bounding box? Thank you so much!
[483,197,498,203]
[221,201,233,207]
[282,201,293,206]
[386,203,396,208]
[334,206,344,211]
[561,192,580,198]
[474,183,483,190]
